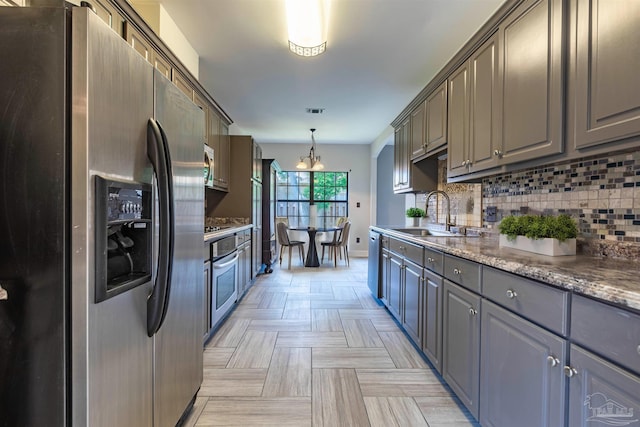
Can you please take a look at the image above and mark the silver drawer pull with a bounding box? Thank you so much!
[427,257,435,263]
[453,268,462,275]
[0,284,7,301]
[546,355,559,367]
[563,366,577,378]
[469,307,477,316]
[637,345,640,356]
[506,289,517,299]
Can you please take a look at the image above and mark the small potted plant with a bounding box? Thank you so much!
[498,214,578,256]
[406,207,425,227]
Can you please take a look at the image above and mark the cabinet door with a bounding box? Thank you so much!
[480,300,566,427]
[402,261,422,346]
[442,280,481,418]
[124,21,153,63]
[422,270,443,373]
[380,249,390,305]
[218,121,230,190]
[469,32,500,173]
[93,0,124,36]
[193,92,209,145]
[410,101,426,160]
[498,0,563,165]
[387,252,403,322]
[573,0,640,149]
[172,70,194,101]
[153,52,172,80]
[447,61,470,178]
[393,119,410,191]
[393,127,403,190]
[425,81,448,154]
[568,345,640,427]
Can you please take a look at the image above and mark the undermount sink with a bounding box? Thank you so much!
[391,228,475,237]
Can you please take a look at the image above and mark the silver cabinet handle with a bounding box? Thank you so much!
[427,257,435,263]
[547,355,559,367]
[637,345,640,356]
[506,289,517,299]
[0,284,7,300]
[469,307,477,316]
[563,366,577,378]
[453,268,462,275]
[494,149,503,158]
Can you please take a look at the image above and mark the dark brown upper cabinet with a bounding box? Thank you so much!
[497,0,564,164]
[571,0,640,149]
[93,0,124,36]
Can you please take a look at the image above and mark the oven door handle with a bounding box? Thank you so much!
[212,252,239,270]
[146,118,175,337]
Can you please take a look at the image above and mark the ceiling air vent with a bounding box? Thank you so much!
[306,108,325,114]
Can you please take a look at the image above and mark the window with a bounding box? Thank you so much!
[276,171,348,228]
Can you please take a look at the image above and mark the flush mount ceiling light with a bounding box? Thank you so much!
[286,0,330,57]
[296,129,325,170]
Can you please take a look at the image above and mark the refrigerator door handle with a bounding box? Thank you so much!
[146,118,175,337]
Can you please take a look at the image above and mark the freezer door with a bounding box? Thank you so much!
[153,69,205,427]
[71,8,154,427]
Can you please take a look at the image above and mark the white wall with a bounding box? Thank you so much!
[260,142,371,257]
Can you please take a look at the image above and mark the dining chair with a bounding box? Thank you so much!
[321,222,351,267]
[276,221,305,269]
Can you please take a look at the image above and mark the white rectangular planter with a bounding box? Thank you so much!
[499,234,576,256]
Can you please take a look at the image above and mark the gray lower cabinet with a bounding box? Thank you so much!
[402,259,422,345]
[567,344,640,427]
[480,300,567,427]
[387,251,403,321]
[572,0,640,149]
[422,269,443,373]
[380,249,390,305]
[442,280,481,419]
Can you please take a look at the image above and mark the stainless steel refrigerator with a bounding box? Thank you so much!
[0,4,203,426]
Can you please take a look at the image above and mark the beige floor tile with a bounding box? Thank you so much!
[246,319,311,332]
[196,397,311,426]
[310,300,363,309]
[354,288,385,309]
[342,319,384,348]
[275,331,348,348]
[181,396,208,427]
[414,396,476,424]
[199,368,267,397]
[257,292,288,309]
[370,316,401,332]
[311,309,343,331]
[207,319,251,348]
[230,308,284,320]
[262,347,311,397]
[363,396,428,427]
[312,369,369,427]
[338,308,391,320]
[226,331,277,368]
[309,282,334,294]
[282,299,311,320]
[332,286,358,300]
[241,286,266,305]
[379,331,429,368]
[203,348,235,368]
[356,369,444,397]
[312,348,396,369]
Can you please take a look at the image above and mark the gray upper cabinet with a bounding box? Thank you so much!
[480,300,566,427]
[442,280,481,419]
[393,117,438,194]
[425,81,448,155]
[448,32,501,179]
[567,345,640,427]
[410,101,427,160]
[572,0,640,149]
[497,0,564,164]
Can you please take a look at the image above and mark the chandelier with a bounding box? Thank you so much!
[296,129,325,170]
[286,0,330,57]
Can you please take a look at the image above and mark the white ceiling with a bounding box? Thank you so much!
[152,0,506,145]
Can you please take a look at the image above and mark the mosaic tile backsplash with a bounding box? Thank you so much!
[482,150,640,257]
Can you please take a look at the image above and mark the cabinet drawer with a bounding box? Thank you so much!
[482,267,569,336]
[571,295,640,375]
[443,254,481,293]
[389,237,423,266]
[424,247,444,276]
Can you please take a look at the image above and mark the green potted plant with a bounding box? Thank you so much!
[406,207,425,227]
[498,214,578,256]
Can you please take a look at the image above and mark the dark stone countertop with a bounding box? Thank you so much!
[371,225,640,313]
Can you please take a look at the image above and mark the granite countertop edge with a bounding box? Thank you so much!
[371,225,640,313]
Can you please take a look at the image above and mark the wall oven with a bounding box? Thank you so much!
[210,234,238,327]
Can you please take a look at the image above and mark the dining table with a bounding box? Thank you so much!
[290,226,343,267]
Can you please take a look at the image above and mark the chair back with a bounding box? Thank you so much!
[275,217,289,227]
[276,221,291,245]
[339,222,351,246]
[335,216,349,227]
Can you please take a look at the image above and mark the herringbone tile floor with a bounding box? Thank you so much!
[184,257,478,426]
